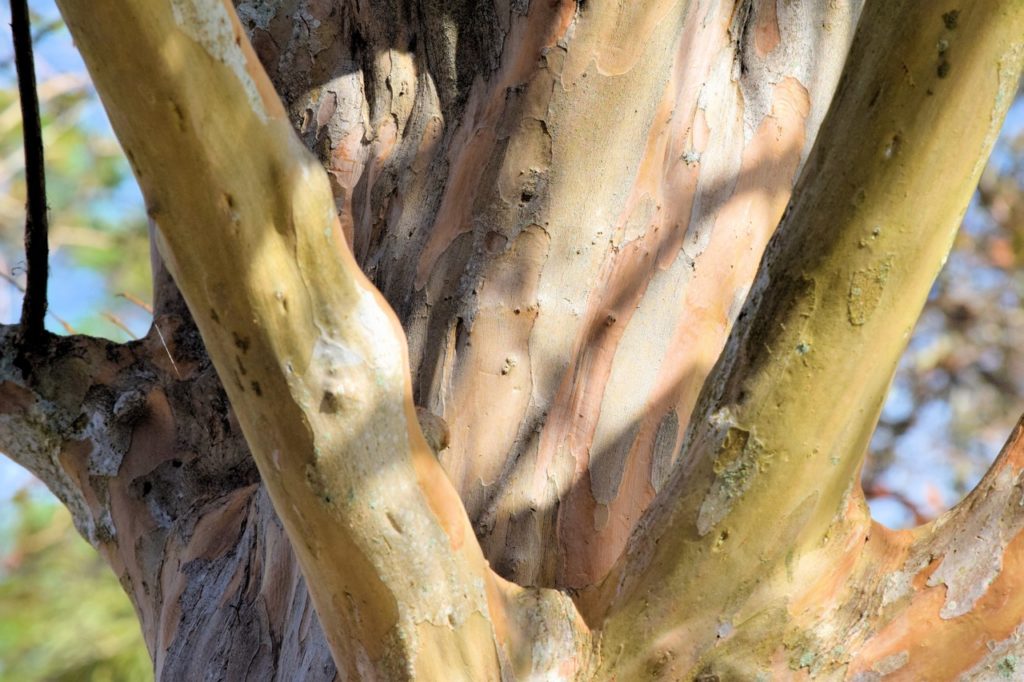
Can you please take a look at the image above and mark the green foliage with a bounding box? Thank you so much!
[0,490,151,681]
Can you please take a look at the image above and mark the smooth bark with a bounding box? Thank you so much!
[597,1,1024,677]
[0,0,1021,679]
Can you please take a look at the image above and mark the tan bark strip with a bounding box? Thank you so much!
[596,0,1024,675]
[556,72,812,590]
[451,0,860,591]
[436,224,550,512]
[462,0,697,588]
[413,1,576,288]
[55,1,589,677]
[543,0,709,587]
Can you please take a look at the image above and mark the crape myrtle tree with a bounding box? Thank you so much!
[2,0,1022,678]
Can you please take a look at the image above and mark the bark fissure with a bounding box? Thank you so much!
[3,0,1022,678]
[0,307,338,679]
[51,1,592,678]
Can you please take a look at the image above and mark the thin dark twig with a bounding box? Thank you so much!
[11,0,49,344]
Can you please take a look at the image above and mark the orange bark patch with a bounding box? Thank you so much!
[850,529,1024,679]
[578,0,684,79]
[182,484,258,563]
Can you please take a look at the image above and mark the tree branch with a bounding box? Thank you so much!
[846,416,1024,677]
[596,0,1024,675]
[54,1,590,677]
[10,0,49,344]
[0,326,142,542]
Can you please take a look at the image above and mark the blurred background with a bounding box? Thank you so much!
[0,3,151,679]
[0,2,1021,679]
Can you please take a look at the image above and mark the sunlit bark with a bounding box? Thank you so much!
[0,0,1021,679]
[595,2,1024,677]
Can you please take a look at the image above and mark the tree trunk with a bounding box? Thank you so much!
[1,0,1022,679]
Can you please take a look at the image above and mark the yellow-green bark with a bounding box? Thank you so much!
[597,2,1024,678]
[21,0,1024,679]
[54,1,590,678]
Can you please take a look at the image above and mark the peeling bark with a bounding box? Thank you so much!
[595,2,1024,678]
[235,0,864,591]
[0,304,336,679]
[1,0,1021,679]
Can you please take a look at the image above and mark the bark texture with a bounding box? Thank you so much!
[595,2,1024,677]
[238,0,864,592]
[0,264,337,679]
[1,0,1022,680]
